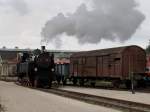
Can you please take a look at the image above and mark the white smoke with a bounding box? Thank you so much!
[41,0,145,46]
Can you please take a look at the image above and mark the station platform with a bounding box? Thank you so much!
[60,86,150,105]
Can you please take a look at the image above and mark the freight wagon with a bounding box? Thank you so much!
[55,62,70,84]
[70,45,146,88]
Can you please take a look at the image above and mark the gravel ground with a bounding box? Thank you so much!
[60,86,150,105]
[0,81,120,112]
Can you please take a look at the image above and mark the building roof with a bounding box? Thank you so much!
[0,51,18,61]
[0,48,77,62]
[0,48,77,53]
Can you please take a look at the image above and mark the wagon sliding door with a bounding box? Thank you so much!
[83,57,96,77]
[102,56,110,77]
[73,63,78,77]
[97,56,110,77]
[122,54,133,78]
[97,56,103,77]
[114,56,122,77]
[71,58,78,77]
[123,53,146,78]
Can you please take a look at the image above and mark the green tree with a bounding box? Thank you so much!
[33,49,41,55]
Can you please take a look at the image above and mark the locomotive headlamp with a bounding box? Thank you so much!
[51,68,54,72]
[34,67,38,72]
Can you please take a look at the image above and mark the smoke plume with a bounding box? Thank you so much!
[41,0,145,46]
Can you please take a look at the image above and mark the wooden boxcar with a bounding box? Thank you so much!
[70,45,146,87]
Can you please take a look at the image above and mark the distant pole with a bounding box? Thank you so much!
[129,55,135,94]
[131,72,135,94]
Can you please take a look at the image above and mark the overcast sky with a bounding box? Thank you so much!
[0,0,149,50]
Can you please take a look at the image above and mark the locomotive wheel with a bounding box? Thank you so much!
[22,79,26,86]
[49,80,52,88]
[26,79,32,87]
[112,80,121,88]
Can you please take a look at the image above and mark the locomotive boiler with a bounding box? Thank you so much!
[17,46,55,88]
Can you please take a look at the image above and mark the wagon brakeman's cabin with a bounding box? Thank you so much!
[70,45,146,88]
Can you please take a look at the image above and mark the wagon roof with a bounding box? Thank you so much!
[71,45,144,57]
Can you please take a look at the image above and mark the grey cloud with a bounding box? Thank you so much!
[0,0,29,15]
[41,0,145,46]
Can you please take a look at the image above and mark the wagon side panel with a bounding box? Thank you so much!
[83,56,96,77]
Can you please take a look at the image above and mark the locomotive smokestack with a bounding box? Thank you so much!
[41,46,46,52]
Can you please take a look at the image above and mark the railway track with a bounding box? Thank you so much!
[37,88,150,112]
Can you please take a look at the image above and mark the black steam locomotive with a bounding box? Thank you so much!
[17,46,55,88]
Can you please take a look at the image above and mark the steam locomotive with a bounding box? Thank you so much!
[17,46,55,88]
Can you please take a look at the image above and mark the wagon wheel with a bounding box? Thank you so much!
[90,82,96,87]
[137,80,146,88]
[73,78,77,85]
[63,79,67,85]
[56,78,61,85]
[113,80,121,88]
[79,79,84,86]
[125,80,131,89]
